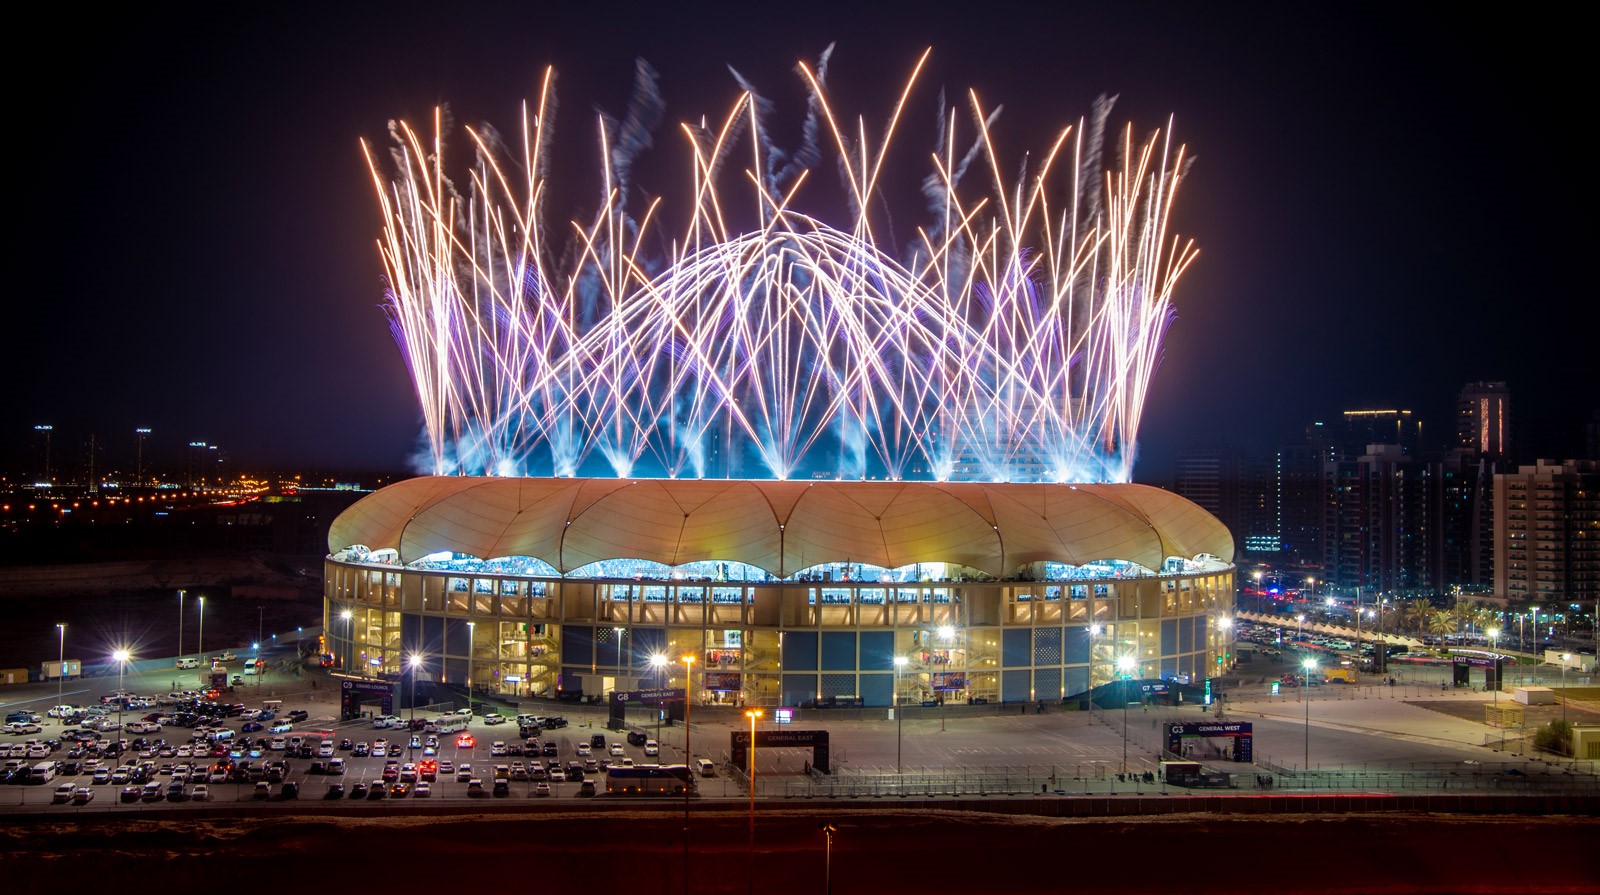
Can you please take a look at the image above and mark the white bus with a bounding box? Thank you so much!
[430,715,469,734]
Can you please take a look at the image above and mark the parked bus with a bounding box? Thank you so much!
[604,764,696,795]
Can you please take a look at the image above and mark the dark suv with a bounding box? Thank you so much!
[626,731,648,747]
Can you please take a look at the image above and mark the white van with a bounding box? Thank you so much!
[176,658,200,670]
[243,658,259,676]
[697,759,716,777]
[29,761,59,784]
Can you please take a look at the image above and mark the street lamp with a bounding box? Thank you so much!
[893,655,908,773]
[1561,654,1571,727]
[744,708,763,841]
[1530,606,1540,657]
[466,620,475,711]
[55,624,66,717]
[178,590,185,663]
[1301,658,1318,771]
[613,627,626,691]
[113,649,131,738]
[340,609,354,673]
[1215,618,1232,705]
[197,595,205,667]
[650,654,668,747]
[680,654,696,895]
[1487,628,1501,705]
[1116,655,1137,776]
[1296,613,1306,645]
[408,654,423,725]
[1252,571,1264,612]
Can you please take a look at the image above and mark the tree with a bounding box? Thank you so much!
[1403,599,1435,635]
[1427,609,1460,637]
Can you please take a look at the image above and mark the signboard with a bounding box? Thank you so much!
[703,672,742,691]
[1166,721,1254,763]
[931,672,967,691]
[613,687,686,704]
[730,728,830,773]
[340,679,395,720]
[773,708,794,724]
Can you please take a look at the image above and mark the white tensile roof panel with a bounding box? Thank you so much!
[330,477,1234,576]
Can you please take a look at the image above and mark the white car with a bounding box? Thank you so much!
[191,785,209,801]
[269,721,293,734]
[483,713,506,725]
[239,710,262,721]
[317,741,334,757]
[5,722,42,735]
[414,781,432,797]
[643,739,659,757]
[269,737,287,751]
[46,705,77,718]
[372,715,401,729]
[575,743,592,756]
[609,743,625,756]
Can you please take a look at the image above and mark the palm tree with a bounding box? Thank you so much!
[1427,609,1460,638]
[1403,599,1434,635]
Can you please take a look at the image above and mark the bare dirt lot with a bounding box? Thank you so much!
[3,808,1597,893]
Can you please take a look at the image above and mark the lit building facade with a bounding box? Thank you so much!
[323,477,1235,707]
[1494,460,1600,608]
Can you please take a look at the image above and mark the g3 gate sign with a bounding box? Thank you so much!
[1166,721,1253,763]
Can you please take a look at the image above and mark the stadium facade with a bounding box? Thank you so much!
[324,477,1235,707]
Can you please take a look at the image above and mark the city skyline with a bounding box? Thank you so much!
[6,4,1593,480]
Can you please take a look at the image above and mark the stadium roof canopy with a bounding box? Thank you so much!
[329,477,1234,578]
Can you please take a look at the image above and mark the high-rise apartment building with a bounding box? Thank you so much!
[1493,459,1600,608]
[1338,409,1422,458]
[1175,443,1243,546]
[1457,381,1511,458]
[1323,444,1434,595]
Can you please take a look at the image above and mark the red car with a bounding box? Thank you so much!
[456,734,476,749]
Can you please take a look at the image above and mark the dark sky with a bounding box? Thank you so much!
[9,3,1593,482]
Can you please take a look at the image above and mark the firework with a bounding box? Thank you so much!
[363,49,1196,483]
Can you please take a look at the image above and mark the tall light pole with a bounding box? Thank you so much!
[1252,570,1264,613]
[1116,655,1136,776]
[113,649,130,738]
[613,627,626,691]
[1530,606,1540,658]
[681,653,695,895]
[56,624,66,715]
[744,708,763,842]
[1561,654,1570,727]
[819,822,837,895]
[651,654,668,747]
[1215,618,1232,704]
[178,590,185,662]
[197,595,205,667]
[893,655,908,773]
[408,654,423,726]
[341,609,354,674]
[1296,614,1306,644]
[466,620,475,711]
[1488,627,1501,705]
[1302,658,1318,771]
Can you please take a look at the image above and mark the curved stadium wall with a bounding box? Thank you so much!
[323,477,1236,707]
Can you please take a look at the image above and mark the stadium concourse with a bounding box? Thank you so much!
[323,477,1236,711]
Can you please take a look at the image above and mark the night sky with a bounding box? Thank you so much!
[9,3,1592,481]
